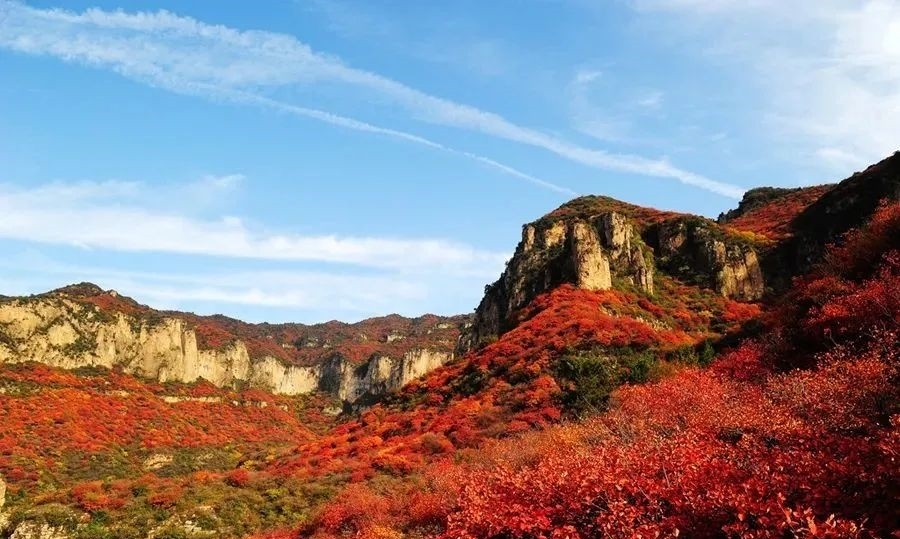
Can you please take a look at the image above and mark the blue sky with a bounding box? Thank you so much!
[1,0,898,322]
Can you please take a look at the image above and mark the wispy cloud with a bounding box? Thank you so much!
[632,0,900,172]
[0,1,743,198]
[239,92,578,196]
[567,68,667,148]
[574,69,603,85]
[635,91,664,109]
[0,179,507,276]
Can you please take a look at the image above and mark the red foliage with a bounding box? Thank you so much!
[726,185,833,240]
[71,480,128,512]
[12,191,900,539]
[167,312,468,366]
[52,282,463,365]
[0,365,318,490]
[80,292,150,317]
[823,199,900,279]
[438,356,897,538]
[148,484,184,508]
[192,320,237,350]
[268,284,734,483]
[758,201,900,370]
[303,202,900,539]
[225,468,252,488]
[540,195,682,229]
[313,484,394,537]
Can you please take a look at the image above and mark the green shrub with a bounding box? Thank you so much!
[668,340,717,367]
[698,339,717,367]
[555,351,620,415]
[153,528,189,539]
[555,348,664,416]
[619,349,658,384]
[74,523,115,539]
[453,366,487,396]
[7,504,79,533]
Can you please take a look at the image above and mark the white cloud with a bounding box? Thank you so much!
[198,174,244,191]
[0,1,743,198]
[635,91,663,109]
[0,179,507,277]
[633,0,900,173]
[567,69,667,149]
[574,68,602,84]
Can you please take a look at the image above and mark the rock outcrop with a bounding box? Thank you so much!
[2,505,76,539]
[0,298,452,405]
[460,211,654,351]
[654,217,765,301]
[457,199,779,353]
[9,522,70,539]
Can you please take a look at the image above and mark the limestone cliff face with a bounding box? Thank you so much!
[654,218,765,301]
[460,211,653,351]
[324,348,452,406]
[0,298,451,404]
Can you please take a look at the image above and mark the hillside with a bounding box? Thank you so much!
[1,152,899,539]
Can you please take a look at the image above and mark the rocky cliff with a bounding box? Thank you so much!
[460,211,654,350]
[716,151,900,291]
[459,152,900,353]
[0,295,454,405]
[460,205,765,352]
[652,217,765,301]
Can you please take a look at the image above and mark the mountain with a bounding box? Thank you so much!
[1,152,898,539]
[0,284,466,407]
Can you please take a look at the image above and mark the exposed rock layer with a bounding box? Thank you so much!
[8,522,69,539]
[460,211,654,351]
[0,298,452,404]
[654,217,765,301]
[459,207,773,352]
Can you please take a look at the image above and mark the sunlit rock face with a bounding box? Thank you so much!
[655,217,765,301]
[0,298,451,404]
[460,211,654,352]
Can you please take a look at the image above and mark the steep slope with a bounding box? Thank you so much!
[787,151,900,272]
[421,197,900,539]
[0,285,465,405]
[718,184,835,240]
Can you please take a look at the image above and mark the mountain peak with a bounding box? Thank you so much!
[49,282,106,298]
